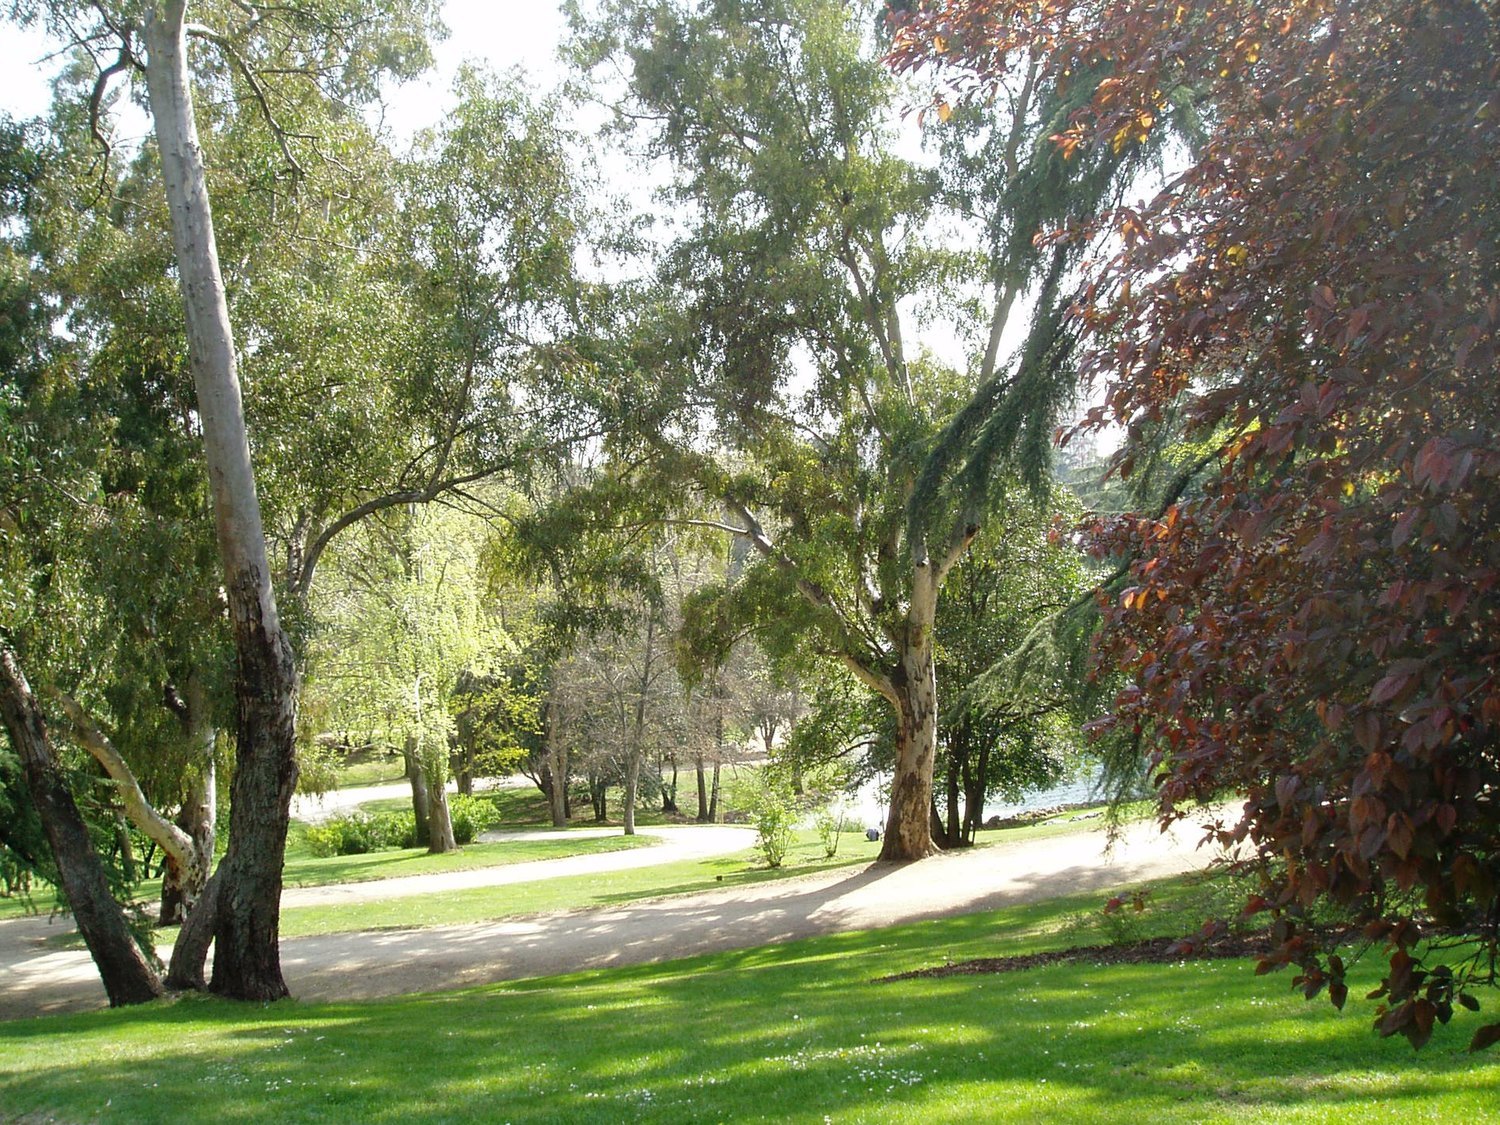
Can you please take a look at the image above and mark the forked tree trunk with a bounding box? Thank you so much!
[0,647,164,1006]
[145,3,299,1003]
[426,783,458,852]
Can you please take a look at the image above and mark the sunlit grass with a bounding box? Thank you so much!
[3,882,1494,1122]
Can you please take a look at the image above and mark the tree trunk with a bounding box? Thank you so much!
[929,800,950,850]
[403,737,430,847]
[145,4,299,1003]
[163,754,216,925]
[166,865,220,991]
[426,781,458,853]
[455,751,474,797]
[545,698,569,827]
[708,760,721,822]
[622,753,640,836]
[590,772,608,822]
[661,757,678,814]
[962,741,989,846]
[695,754,709,822]
[943,747,964,848]
[879,587,941,861]
[0,647,163,1006]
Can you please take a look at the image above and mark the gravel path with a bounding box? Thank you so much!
[0,813,1222,1021]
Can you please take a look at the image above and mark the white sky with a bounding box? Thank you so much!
[0,2,997,378]
[0,2,570,133]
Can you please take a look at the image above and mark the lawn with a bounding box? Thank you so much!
[279,832,656,888]
[2,881,1494,1122]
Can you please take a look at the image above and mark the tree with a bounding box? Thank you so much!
[565,0,1158,859]
[929,490,1088,847]
[305,503,503,853]
[0,646,163,1006]
[10,0,440,1000]
[890,0,1500,1048]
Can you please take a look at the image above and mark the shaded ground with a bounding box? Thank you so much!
[0,812,1223,1021]
[880,931,1273,980]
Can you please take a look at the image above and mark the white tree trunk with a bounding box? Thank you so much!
[144,1,299,1002]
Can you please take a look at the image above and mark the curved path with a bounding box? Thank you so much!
[0,813,1223,1021]
[282,825,756,909]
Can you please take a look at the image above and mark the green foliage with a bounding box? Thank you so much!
[746,770,798,868]
[812,804,845,859]
[447,794,500,846]
[304,811,418,858]
[303,795,500,857]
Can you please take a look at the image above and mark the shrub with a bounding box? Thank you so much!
[305,810,417,857]
[448,794,498,846]
[747,774,797,868]
[813,805,845,859]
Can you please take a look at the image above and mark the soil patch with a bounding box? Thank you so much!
[879,931,1276,981]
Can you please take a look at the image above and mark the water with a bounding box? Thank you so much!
[843,769,1105,832]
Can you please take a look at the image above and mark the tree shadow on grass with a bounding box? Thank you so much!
[2,928,1495,1123]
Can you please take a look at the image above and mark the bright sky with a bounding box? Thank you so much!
[0,2,569,134]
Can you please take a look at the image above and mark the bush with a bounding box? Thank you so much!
[448,794,498,846]
[813,805,845,859]
[747,774,797,868]
[305,810,417,857]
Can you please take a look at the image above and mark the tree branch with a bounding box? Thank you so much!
[184,23,305,178]
[46,689,198,878]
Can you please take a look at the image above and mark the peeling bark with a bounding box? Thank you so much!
[879,573,942,862]
[145,3,299,1002]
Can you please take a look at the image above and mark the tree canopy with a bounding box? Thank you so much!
[890,0,1500,1049]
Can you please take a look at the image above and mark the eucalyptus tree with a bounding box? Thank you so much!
[565,0,1159,858]
[6,0,442,1000]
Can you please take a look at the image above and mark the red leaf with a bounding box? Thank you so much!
[1370,671,1412,705]
[1330,980,1348,1010]
[1471,1023,1500,1053]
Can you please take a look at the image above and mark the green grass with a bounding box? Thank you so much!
[2,880,1494,1122]
[279,833,656,889]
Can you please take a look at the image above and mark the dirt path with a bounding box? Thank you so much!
[0,814,1222,1021]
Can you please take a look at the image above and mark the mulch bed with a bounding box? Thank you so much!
[878,931,1276,982]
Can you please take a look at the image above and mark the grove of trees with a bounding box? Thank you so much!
[1,0,1495,1052]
